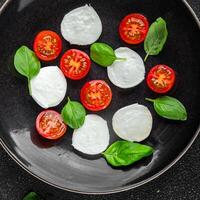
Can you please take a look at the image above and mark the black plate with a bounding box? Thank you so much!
[0,0,200,194]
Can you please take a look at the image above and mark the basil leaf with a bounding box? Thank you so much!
[102,141,154,167]
[23,192,41,200]
[146,96,187,121]
[144,17,168,61]
[14,45,41,94]
[90,43,126,67]
[61,98,86,129]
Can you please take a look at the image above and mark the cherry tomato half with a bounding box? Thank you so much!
[80,80,112,111]
[33,30,62,61]
[36,110,67,140]
[146,65,176,94]
[60,49,91,80]
[119,13,149,44]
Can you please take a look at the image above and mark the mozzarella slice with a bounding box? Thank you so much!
[30,66,67,109]
[61,4,102,45]
[107,47,145,89]
[72,114,110,155]
[112,104,153,142]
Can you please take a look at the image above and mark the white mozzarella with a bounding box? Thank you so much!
[30,66,67,109]
[112,104,153,142]
[72,114,110,155]
[107,47,145,89]
[61,4,102,45]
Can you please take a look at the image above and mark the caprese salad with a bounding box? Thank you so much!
[13,4,187,168]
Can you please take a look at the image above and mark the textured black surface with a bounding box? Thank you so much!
[0,0,200,199]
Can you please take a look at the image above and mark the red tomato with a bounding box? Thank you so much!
[60,49,91,80]
[80,80,112,111]
[146,65,176,94]
[33,30,62,61]
[119,13,149,44]
[36,110,67,140]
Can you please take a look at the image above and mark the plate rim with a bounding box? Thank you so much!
[0,0,200,195]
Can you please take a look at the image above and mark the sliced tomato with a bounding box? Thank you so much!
[36,110,67,140]
[146,65,176,94]
[80,80,112,111]
[33,30,62,61]
[60,49,91,80]
[119,13,149,44]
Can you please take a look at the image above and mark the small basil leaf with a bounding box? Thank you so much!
[90,43,125,67]
[146,96,187,121]
[144,17,168,61]
[102,141,154,167]
[61,98,86,129]
[14,45,41,94]
[23,192,41,200]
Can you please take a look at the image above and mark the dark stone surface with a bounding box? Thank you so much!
[0,0,200,199]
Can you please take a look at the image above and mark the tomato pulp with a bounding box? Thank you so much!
[146,64,176,94]
[36,110,67,140]
[119,13,149,44]
[80,80,112,111]
[33,30,62,61]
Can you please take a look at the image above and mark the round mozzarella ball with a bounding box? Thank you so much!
[61,4,102,45]
[30,66,67,109]
[112,104,153,142]
[107,47,145,88]
[72,114,110,155]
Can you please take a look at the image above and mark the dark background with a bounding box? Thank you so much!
[0,0,200,199]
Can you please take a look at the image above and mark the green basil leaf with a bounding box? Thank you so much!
[144,17,168,61]
[23,192,41,200]
[14,45,41,79]
[90,43,125,67]
[146,96,187,121]
[61,98,86,129]
[102,141,154,167]
[14,45,41,94]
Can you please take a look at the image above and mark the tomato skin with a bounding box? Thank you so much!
[146,65,176,94]
[33,30,62,61]
[80,80,112,111]
[36,110,67,140]
[119,13,149,44]
[60,49,91,80]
